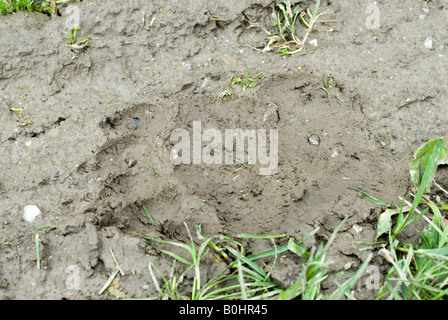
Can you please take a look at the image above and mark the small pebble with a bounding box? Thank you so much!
[308,134,320,146]
[131,118,140,127]
[194,87,206,94]
[424,37,437,50]
[128,159,136,168]
[353,224,363,234]
[24,205,41,223]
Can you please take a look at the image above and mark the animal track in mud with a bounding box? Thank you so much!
[85,100,183,231]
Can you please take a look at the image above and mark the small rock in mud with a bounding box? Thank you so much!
[68,176,77,186]
[424,37,437,50]
[194,86,206,94]
[131,118,140,127]
[128,159,137,168]
[308,134,321,146]
[302,94,311,104]
[23,205,41,223]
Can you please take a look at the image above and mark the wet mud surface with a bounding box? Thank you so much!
[0,0,447,299]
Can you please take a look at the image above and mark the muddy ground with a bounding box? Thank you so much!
[0,0,447,300]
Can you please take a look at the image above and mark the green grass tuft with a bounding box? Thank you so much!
[0,0,74,15]
[263,0,324,56]
[139,219,371,300]
[354,138,448,300]
[0,0,36,13]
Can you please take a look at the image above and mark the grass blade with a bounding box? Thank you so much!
[287,237,310,259]
[245,245,290,261]
[35,234,40,270]
[158,248,191,266]
[144,236,194,253]
[99,265,121,295]
[227,246,267,278]
[148,260,162,294]
[349,187,391,206]
[237,257,247,300]
[323,216,348,253]
[142,205,157,227]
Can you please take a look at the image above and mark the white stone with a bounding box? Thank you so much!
[331,149,339,158]
[424,37,435,49]
[24,205,42,222]
[353,224,363,234]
